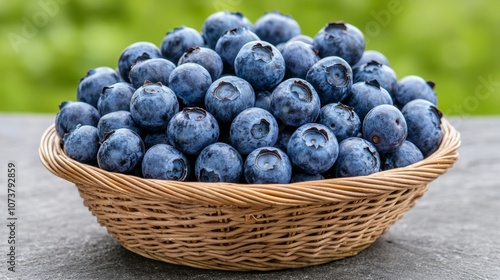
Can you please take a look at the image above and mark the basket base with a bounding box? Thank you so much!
[76,183,428,271]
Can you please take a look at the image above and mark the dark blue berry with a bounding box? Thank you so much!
[97,128,145,174]
[287,123,339,174]
[141,144,190,181]
[244,147,292,184]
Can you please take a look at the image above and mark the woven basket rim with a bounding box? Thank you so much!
[39,118,460,207]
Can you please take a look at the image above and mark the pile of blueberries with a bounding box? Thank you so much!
[55,10,443,184]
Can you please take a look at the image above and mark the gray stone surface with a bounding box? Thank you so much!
[0,114,499,280]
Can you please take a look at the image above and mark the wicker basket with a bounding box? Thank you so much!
[39,118,460,271]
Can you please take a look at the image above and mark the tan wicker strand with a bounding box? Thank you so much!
[38,118,460,271]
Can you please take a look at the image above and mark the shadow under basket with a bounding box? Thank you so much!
[39,118,460,271]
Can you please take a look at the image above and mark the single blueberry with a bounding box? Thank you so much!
[141,144,191,181]
[253,10,301,46]
[77,66,120,108]
[394,75,437,108]
[255,90,273,113]
[169,63,212,107]
[97,128,145,174]
[362,104,407,154]
[234,40,285,91]
[381,140,424,170]
[178,46,224,81]
[229,107,279,156]
[167,107,219,155]
[287,123,339,174]
[401,99,443,157]
[244,147,292,184]
[306,56,353,105]
[143,130,169,150]
[343,80,393,121]
[141,144,190,181]
[352,50,390,69]
[274,126,295,153]
[117,41,162,83]
[204,75,255,124]
[97,111,142,142]
[201,11,252,49]
[331,137,381,178]
[281,40,319,79]
[215,27,260,73]
[129,57,176,89]
[63,124,100,165]
[270,78,321,127]
[318,102,361,142]
[55,101,100,139]
[130,82,179,131]
[160,26,205,64]
[353,60,398,98]
[287,34,314,45]
[195,142,243,183]
[97,82,135,116]
[313,21,365,66]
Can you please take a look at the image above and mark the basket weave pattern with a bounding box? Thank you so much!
[39,119,460,271]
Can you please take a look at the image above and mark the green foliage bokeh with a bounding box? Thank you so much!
[1,0,499,115]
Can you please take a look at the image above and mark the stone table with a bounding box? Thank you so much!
[1,114,499,280]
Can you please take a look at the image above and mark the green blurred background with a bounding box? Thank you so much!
[1,0,498,115]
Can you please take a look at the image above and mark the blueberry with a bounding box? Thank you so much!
[167,107,219,155]
[331,137,380,178]
[287,34,314,45]
[305,56,353,105]
[287,123,339,174]
[381,140,424,170]
[229,107,279,156]
[55,101,100,139]
[129,58,176,89]
[352,50,390,69]
[143,130,169,150]
[318,102,361,142]
[77,67,120,108]
[313,21,365,66]
[244,147,292,184]
[160,26,205,64]
[141,144,190,181]
[343,80,393,121]
[255,90,272,113]
[201,11,252,49]
[97,82,135,116]
[290,173,324,183]
[253,10,301,46]
[362,104,407,154]
[117,41,162,83]
[168,63,212,107]
[270,78,321,127]
[178,46,224,81]
[130,82,179,131]
[353,60,398,98]
[401,99,443,157]
[234,40,285,91]
[63,124,100,165]
[281,41,319,79]
[215,27,260,73]
[97,111,142,142]
[195,142,243,183]
[394,75,437,108]
[274,126,295,153]
[97,128,145,174]
[204,75,255,124]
